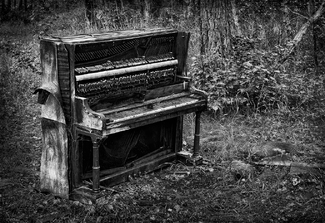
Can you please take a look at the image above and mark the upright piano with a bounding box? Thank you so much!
[36,28,207,202]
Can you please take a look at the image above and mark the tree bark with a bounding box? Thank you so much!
[231,0,241,36]
[198,0,205,55]
[7,0,11,12]
[281,0,289,45]
[309,0,319,69]
[144,0,150,25]
[197,0,233,58]
[281,0,325,63]
[85,0,95,26]
[184,0,192,19]
[1,0,5,13]
[18,0,22,10]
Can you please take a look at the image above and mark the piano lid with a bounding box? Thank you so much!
[41,28,178,44]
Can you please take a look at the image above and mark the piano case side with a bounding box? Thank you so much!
[37,40,70,199]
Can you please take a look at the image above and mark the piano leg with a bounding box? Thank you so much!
[193,111,202,158]
[91,137,100,192]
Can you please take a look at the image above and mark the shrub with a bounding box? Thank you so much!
[190,36,324,115]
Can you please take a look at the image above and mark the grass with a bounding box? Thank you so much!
[1,4,325,222]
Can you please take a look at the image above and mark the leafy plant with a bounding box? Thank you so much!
[190,35,324,115]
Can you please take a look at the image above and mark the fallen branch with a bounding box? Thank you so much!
[281,0,325,63]
[251,160,325,169]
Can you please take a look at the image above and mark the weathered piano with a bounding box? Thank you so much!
[36,28,207,202]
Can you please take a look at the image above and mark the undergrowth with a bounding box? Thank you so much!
[190,36,325,115]
[0,38,40,120]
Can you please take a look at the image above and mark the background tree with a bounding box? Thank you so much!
[85,0,95,25]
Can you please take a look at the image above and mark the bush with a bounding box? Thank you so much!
[190,36,324,115]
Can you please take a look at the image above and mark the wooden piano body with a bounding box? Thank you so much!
[36,29,207,202]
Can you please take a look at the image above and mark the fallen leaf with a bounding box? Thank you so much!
[174,204,181,212]
[96,216,103,223]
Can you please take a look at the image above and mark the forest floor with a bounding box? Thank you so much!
[1,18,325,222]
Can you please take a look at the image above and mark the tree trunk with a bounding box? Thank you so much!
[281,0,325,63]
[203,0,232,57]
[202,0,209,55]
[25,0,28,10]
[184,0,192,19]
[85,0,95,26]
[231,0,241,36]
[198,0,205,55]
[18,0,22,10]
[281,0,290,45]
[309,0,319,69]
[144,0,150,25]
[1,0,5,13]
[7,0,11,12]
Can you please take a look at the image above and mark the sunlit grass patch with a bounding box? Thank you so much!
[183,108,325,167]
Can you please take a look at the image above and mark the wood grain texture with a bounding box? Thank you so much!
[40,119,69,199]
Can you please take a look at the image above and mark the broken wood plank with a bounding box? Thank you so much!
[82,166,126,180]
[99,153,176,187]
